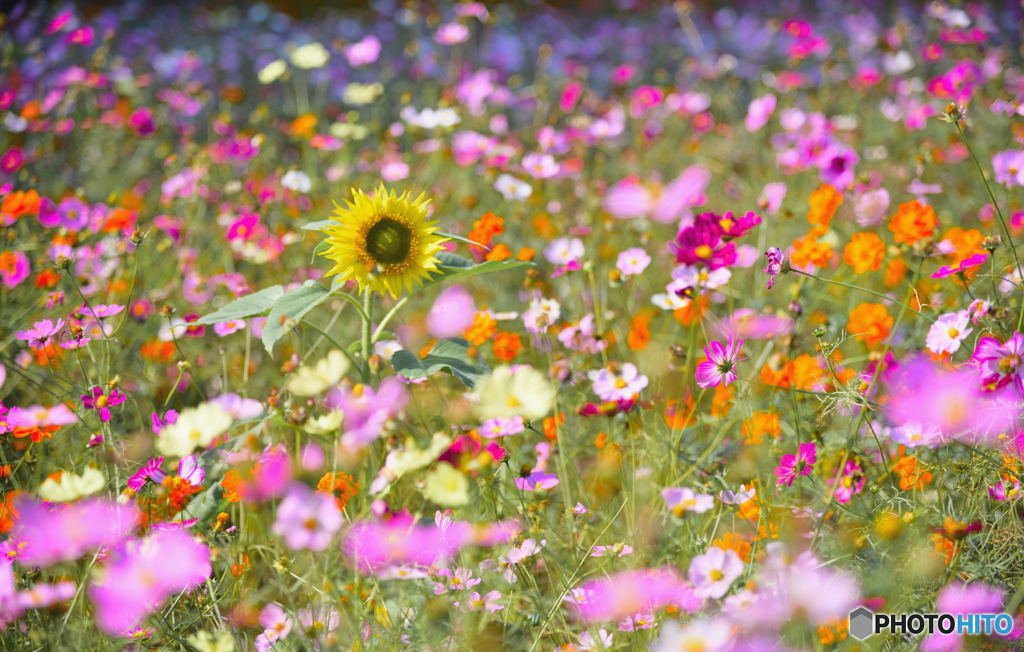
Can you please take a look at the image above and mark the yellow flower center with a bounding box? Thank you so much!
[709,569,724,581]
[947,328,959,339]
[95,394,109,408]
[695,245,713,259]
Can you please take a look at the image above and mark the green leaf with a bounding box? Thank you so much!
[301,219,335,231]
[390,337,488,387]
[422,253,532,288]
[437,231,491,251]
[261,281,332,354]
[192,285,285,325]
[311,239,330,264]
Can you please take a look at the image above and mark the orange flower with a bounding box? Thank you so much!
[0,491,21,534]
[893,455,932,490]
[847,302,892,347]
[931,532,956,564]
[517,247,535,261]
[542,413,564,441]
[712,532,751,562]
[673,295,709,326]
[492,331,522,361]
[842,232,885,273]
[484,243,512,262]
[790,230,834,269]
[468,212,504,261]
[883,257,907,288]
[941,227,985,263]
[626,312,652,351]
[741,411,781,445]
[102,208,136,233]
[291,113,318,137]
[221,470,243,503]
[231,553,251,578]
[140,339,176,364]
[463,311,497,346]
[532,213,556,239]
[35,269,61,289]
[317,472,360,511]
[1,189,41,220]
[710,383,733,417]
[888,200,937,245]
[664,397,696,429]
[807,184,842,227]
[817,620,849,645]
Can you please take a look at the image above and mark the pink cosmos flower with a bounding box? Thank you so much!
[922,582,1006,652]
[427,285,475,338]
[775,442,817,486]
[588,363,648,402]
[272,484,342,551]
[993,150,1024,187]
[342,515,518,573]
[616,248,651,277]
[0,251,29,288]
[326,378,408,450]
[688,546,744,598]
[695,337,744,388]
[925,310,972,355]
[15,319,64,347]
[827,459,866,503]
[89,529,211,635]
[344,35,381,66]
[886,356,1020,444]
[126,457,165,492]
[603,165,710,223]
[12,498,137,568]
[569,568,702,623]
[479,416,525,439]
[745,94,777,131]
[662,487,714,515]
[256,603,293,651]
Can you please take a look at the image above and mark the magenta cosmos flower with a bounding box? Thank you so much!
[670,215,737,270]
[89,529,211,635]
[695,337,745,388]
[973,333,1024,393]
[775,442,817,487]
[81,386,127,422]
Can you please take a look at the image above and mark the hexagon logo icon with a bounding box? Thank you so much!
[848,606,875,640]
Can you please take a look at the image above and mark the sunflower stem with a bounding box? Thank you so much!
[360,290,374,381]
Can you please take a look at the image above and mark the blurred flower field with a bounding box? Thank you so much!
[2,1,1024,650]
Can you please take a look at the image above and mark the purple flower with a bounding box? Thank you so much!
[325,378,408,450]
[272,484,342,551]
[763,247,786,289]
[515,471,559,491]
[695,337,745,388]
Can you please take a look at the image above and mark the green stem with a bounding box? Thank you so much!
[360,290,374,381]
[790,268,932,321]
[954,120,1024,330]
[371,296,409,344]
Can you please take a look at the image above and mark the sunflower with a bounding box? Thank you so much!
[319,185,450,298]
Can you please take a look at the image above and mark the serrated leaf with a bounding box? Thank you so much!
[390,337,488,387]
[193,285,285,325]
[261,281,332,354]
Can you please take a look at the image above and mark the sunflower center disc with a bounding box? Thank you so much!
[365,217,412,265]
